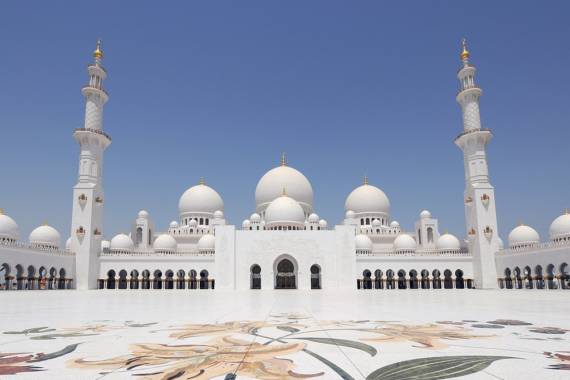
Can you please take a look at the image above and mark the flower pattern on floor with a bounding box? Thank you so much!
[0,318,568,379]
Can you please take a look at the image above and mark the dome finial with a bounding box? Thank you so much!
[460,38,470,62]
[280,152,286,166]
[93,39,103,61]
[199,177,205,185]
[0,208,3,215]
[282,187,287,196]
[564,208,569,215]
[43,219,49,226]
[363,175,369,185]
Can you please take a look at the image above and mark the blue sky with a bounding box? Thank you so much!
[1,1,569,242]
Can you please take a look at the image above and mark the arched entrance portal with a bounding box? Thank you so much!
[275,258,296,289]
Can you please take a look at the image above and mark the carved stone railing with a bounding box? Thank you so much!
[100,249,214,257]
[357,248,470,257]
[499,240,570,255]
[0,240,75,257]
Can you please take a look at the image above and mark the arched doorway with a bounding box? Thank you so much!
[165,270,174,289]
[275,258,296,289]
[176,270,185,289]
[118,270,128,289]
[432,269,442,289]
[386,269,395,289]
[141,270,151,289]
[361,269,372,289]
[409,270,418,289]
[455,269,465,289]
[310,265,321,289]
[0,263,10,290]
[107,270,116,289]
[374,269,383,289]
[153,270,163,289]
[420,269,430,289]
[130,270,139,289]
[443,269,453,289]
[250,265,261,289]
[199,270,209,289]
[397,269,406,289]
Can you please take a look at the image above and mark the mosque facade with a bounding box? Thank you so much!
[0,40,569,291]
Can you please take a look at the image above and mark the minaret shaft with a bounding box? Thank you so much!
[71,40,111,290]
[454,40,499,289]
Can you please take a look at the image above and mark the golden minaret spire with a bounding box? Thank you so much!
[280,152,287,166]
[363,175,369,185]
[199,177,205,185]
[460,38,470,62]
[93,39,103,61]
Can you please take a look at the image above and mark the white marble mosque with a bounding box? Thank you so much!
[0,40,569,293]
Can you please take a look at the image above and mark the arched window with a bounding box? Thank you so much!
[362,269,372,289]
[397,270,407,289]
[418,229,422,245]
[250,265,261,289]
[135,227,143,245]
[310,265,321,289]
[366,218,370,225]
[199,270,209,289]
[455,269,464,289]
[427,227,434,244]
[118,270,128,289]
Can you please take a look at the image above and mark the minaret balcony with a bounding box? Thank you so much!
[74,128,112,143]
[454,128,492,144]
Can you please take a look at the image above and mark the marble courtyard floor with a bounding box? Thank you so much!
[0,290,568,379]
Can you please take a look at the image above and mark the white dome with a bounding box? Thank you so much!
[214,210,224,219]
[393,233,417,252]
[497,236,504,250]
[345,183,390,215]
[308,213,319,223]
[188,219,197,227]
[420,210,432,219]
[318,219,328,228]
[255,164,313,213]
[345,210,355,219]
[436,233,461,251]
[179,183,224,216]
[170,221,179,229]
[153,234,177,252]
[138,210,149,219]
[549,212,570,241]
[390,220,400,228]
[250,213,261,223]
[265,195,306,226]
[372,218,381,227]
[242,219,251,228]
[65,237,72,251]
[29,224,60,248]
[101,240,110,250]
[110,233,134,252]
[355,234,373,251]
[0,212,19,240]
[198,234,215,251]
[508,224,540,248]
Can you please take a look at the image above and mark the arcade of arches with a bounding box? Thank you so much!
[499,263,569,290]
[357,269,473,290]
[97,269,214,290]
[0,263,72,290]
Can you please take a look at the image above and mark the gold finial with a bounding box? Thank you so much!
[282,187,287,196]
[518,220,524,227]
[460,38,470,61]
[0,208,3,215]
[43,219,49,226]
[280,152,287,166]
[93,39,103,60]
[363,175,369,185]
[199,177,205,185]
[564,208,569,215]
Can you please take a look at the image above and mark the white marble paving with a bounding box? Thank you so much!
[0,290,568,379]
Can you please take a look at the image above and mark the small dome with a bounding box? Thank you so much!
[549,211,570,241]
[110,233,134,252]
[345,183,390,215]
[101,240,110,250]
[29,224,60,248]
[420,210,432,219]
[65,237,72,250]
[308,213,319,223]
[318,219,328,228]
[179,183,224,216]
[345,210,355,219]
[188,219,197,227]
[390,220,400,228]
[198,234,215,251]
[255,163,313,213]
[242,219,251,228]
[138,210,149,219]
[170,221,179,229]
[436,233,461,251]
[250,213,261,223]
[355,234,373,251]
[153,234,177,252]
[214,210,224,219]
[508,224,540,248]
[0,212,19,240]
[372,218,381,227]
[393,233,417,252]
[265,195,305,226]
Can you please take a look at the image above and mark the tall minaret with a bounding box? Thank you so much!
[70,40,111,290]
[454,39,499,289]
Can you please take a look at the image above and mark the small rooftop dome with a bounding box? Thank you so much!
[355,234,373,251]
[153,234,177,252]
[508,224,540,248]
[29,224,61,248]
[436,233,461,251]
[110,233,134,252]
[393,233,417,252]
[198,234,215,252]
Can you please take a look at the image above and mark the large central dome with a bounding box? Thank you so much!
[179,180,224,217]
[255,156,313,214]
[345,179,390,216]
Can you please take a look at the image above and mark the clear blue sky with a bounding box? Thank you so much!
[1,1,569,242]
